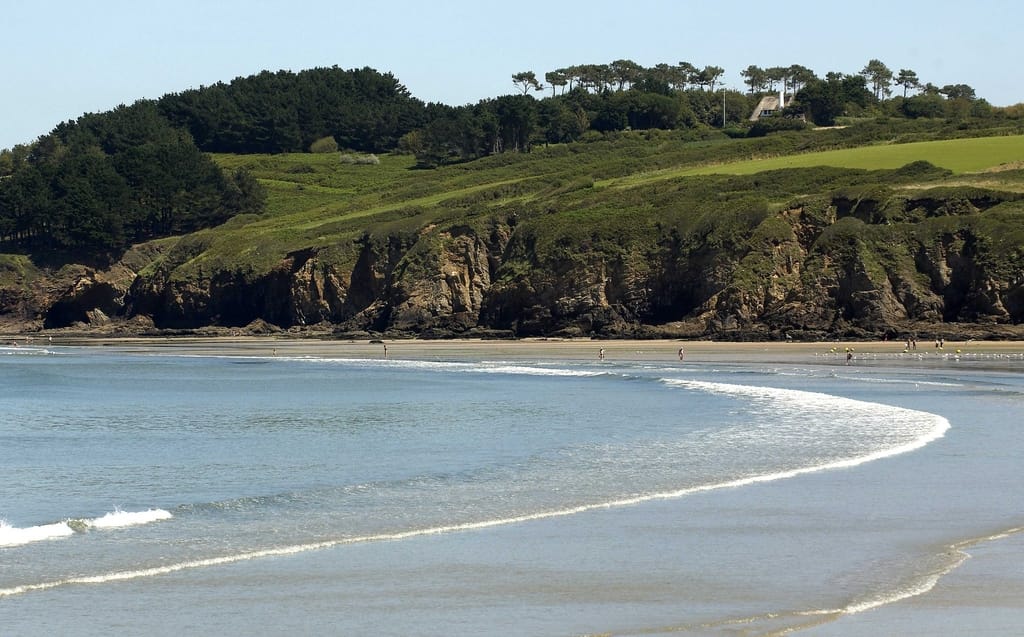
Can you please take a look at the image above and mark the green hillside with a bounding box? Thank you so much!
[199,127,1024,278]
[3,117,1024,339]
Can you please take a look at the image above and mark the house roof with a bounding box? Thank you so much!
[749,94,794,121]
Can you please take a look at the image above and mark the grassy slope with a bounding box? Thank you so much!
[186,127,1024,281]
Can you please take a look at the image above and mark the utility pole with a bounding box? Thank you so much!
[721,87,727,127]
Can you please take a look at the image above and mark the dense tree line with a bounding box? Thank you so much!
[404,57,1009,166]
[0,101,264,257]
[157,66,428,154]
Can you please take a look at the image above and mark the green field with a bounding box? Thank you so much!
[681,134,1024,176]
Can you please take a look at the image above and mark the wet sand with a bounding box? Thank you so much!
[16,335,1024,365]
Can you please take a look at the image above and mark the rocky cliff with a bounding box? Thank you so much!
[4,185,1023,341]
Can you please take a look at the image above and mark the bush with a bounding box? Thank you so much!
[748,117,807,137]
[309,136,339,153]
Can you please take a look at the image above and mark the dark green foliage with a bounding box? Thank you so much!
[748,117,807,137]
[157,67,427,154]
[0,101,265,257]
[900,93,947,119]
[537,100,587,144]
[793,75,872,125]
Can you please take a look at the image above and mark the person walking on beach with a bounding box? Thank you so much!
[598,348,605,361]
[678,347,685,361]
[383,343,388,359]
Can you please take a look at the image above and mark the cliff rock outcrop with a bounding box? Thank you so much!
[2,190,1023,340]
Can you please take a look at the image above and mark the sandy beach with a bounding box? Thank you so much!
[11,334,1024,365]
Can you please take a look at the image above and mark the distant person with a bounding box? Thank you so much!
[846,351,853,365]
[678,347,685,361]
[598,348,605,361]
[383,343,388,359]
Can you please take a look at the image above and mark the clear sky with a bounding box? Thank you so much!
[3,0,1021,150]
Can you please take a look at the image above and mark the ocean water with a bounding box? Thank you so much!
[1,345,1022,635]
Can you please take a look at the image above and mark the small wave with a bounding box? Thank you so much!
[661,378,950,476]
[466,364,601,377]
[831,374,963,387]
[0,520,75,547]
[0,346,60,356]
[294,356,603,378]
[799,526,1024,619]
[86,508,173,529]
[0,508,172,548]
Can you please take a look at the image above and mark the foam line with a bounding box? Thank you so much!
[87,508,173,529]
[0,521,75,548]
[803,526,1024,617]
[0,509,172,548]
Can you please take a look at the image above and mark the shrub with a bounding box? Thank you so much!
[309,136,339,153]
[748,117,807,137]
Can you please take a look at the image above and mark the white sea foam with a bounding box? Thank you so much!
[0,346,60,356]
[86,508,173,529]
[0,509,172,548]
[0,520,75,547]
[832,374,963,387]
[662,378,950,469]
[796,526,1024,618]
[466,364,600,377]
[293,356,602,377]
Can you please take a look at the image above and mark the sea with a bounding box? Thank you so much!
[1,343,1022,636]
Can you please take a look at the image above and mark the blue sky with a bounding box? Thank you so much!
[3,0,1020,149]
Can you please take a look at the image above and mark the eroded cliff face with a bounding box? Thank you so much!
[4,195,1023,339]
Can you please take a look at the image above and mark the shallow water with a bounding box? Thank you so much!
[1,346,1021,635]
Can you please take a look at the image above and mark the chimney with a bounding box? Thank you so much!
[779,85,785,110]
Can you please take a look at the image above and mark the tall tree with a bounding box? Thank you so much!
[545,69,568,96]
[860,59,894,99]
[740,65,767,93]
[940,84,977,100]
[512,71,544,95]
[786,64,816,94]
[609,59,643,91]
[764,66,787,91]
[675,62,698,90]
[493,94,537,152]
[896,69,920,98]
[696,65,725,91]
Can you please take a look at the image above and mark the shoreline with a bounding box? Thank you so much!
[6,334,1024,366]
